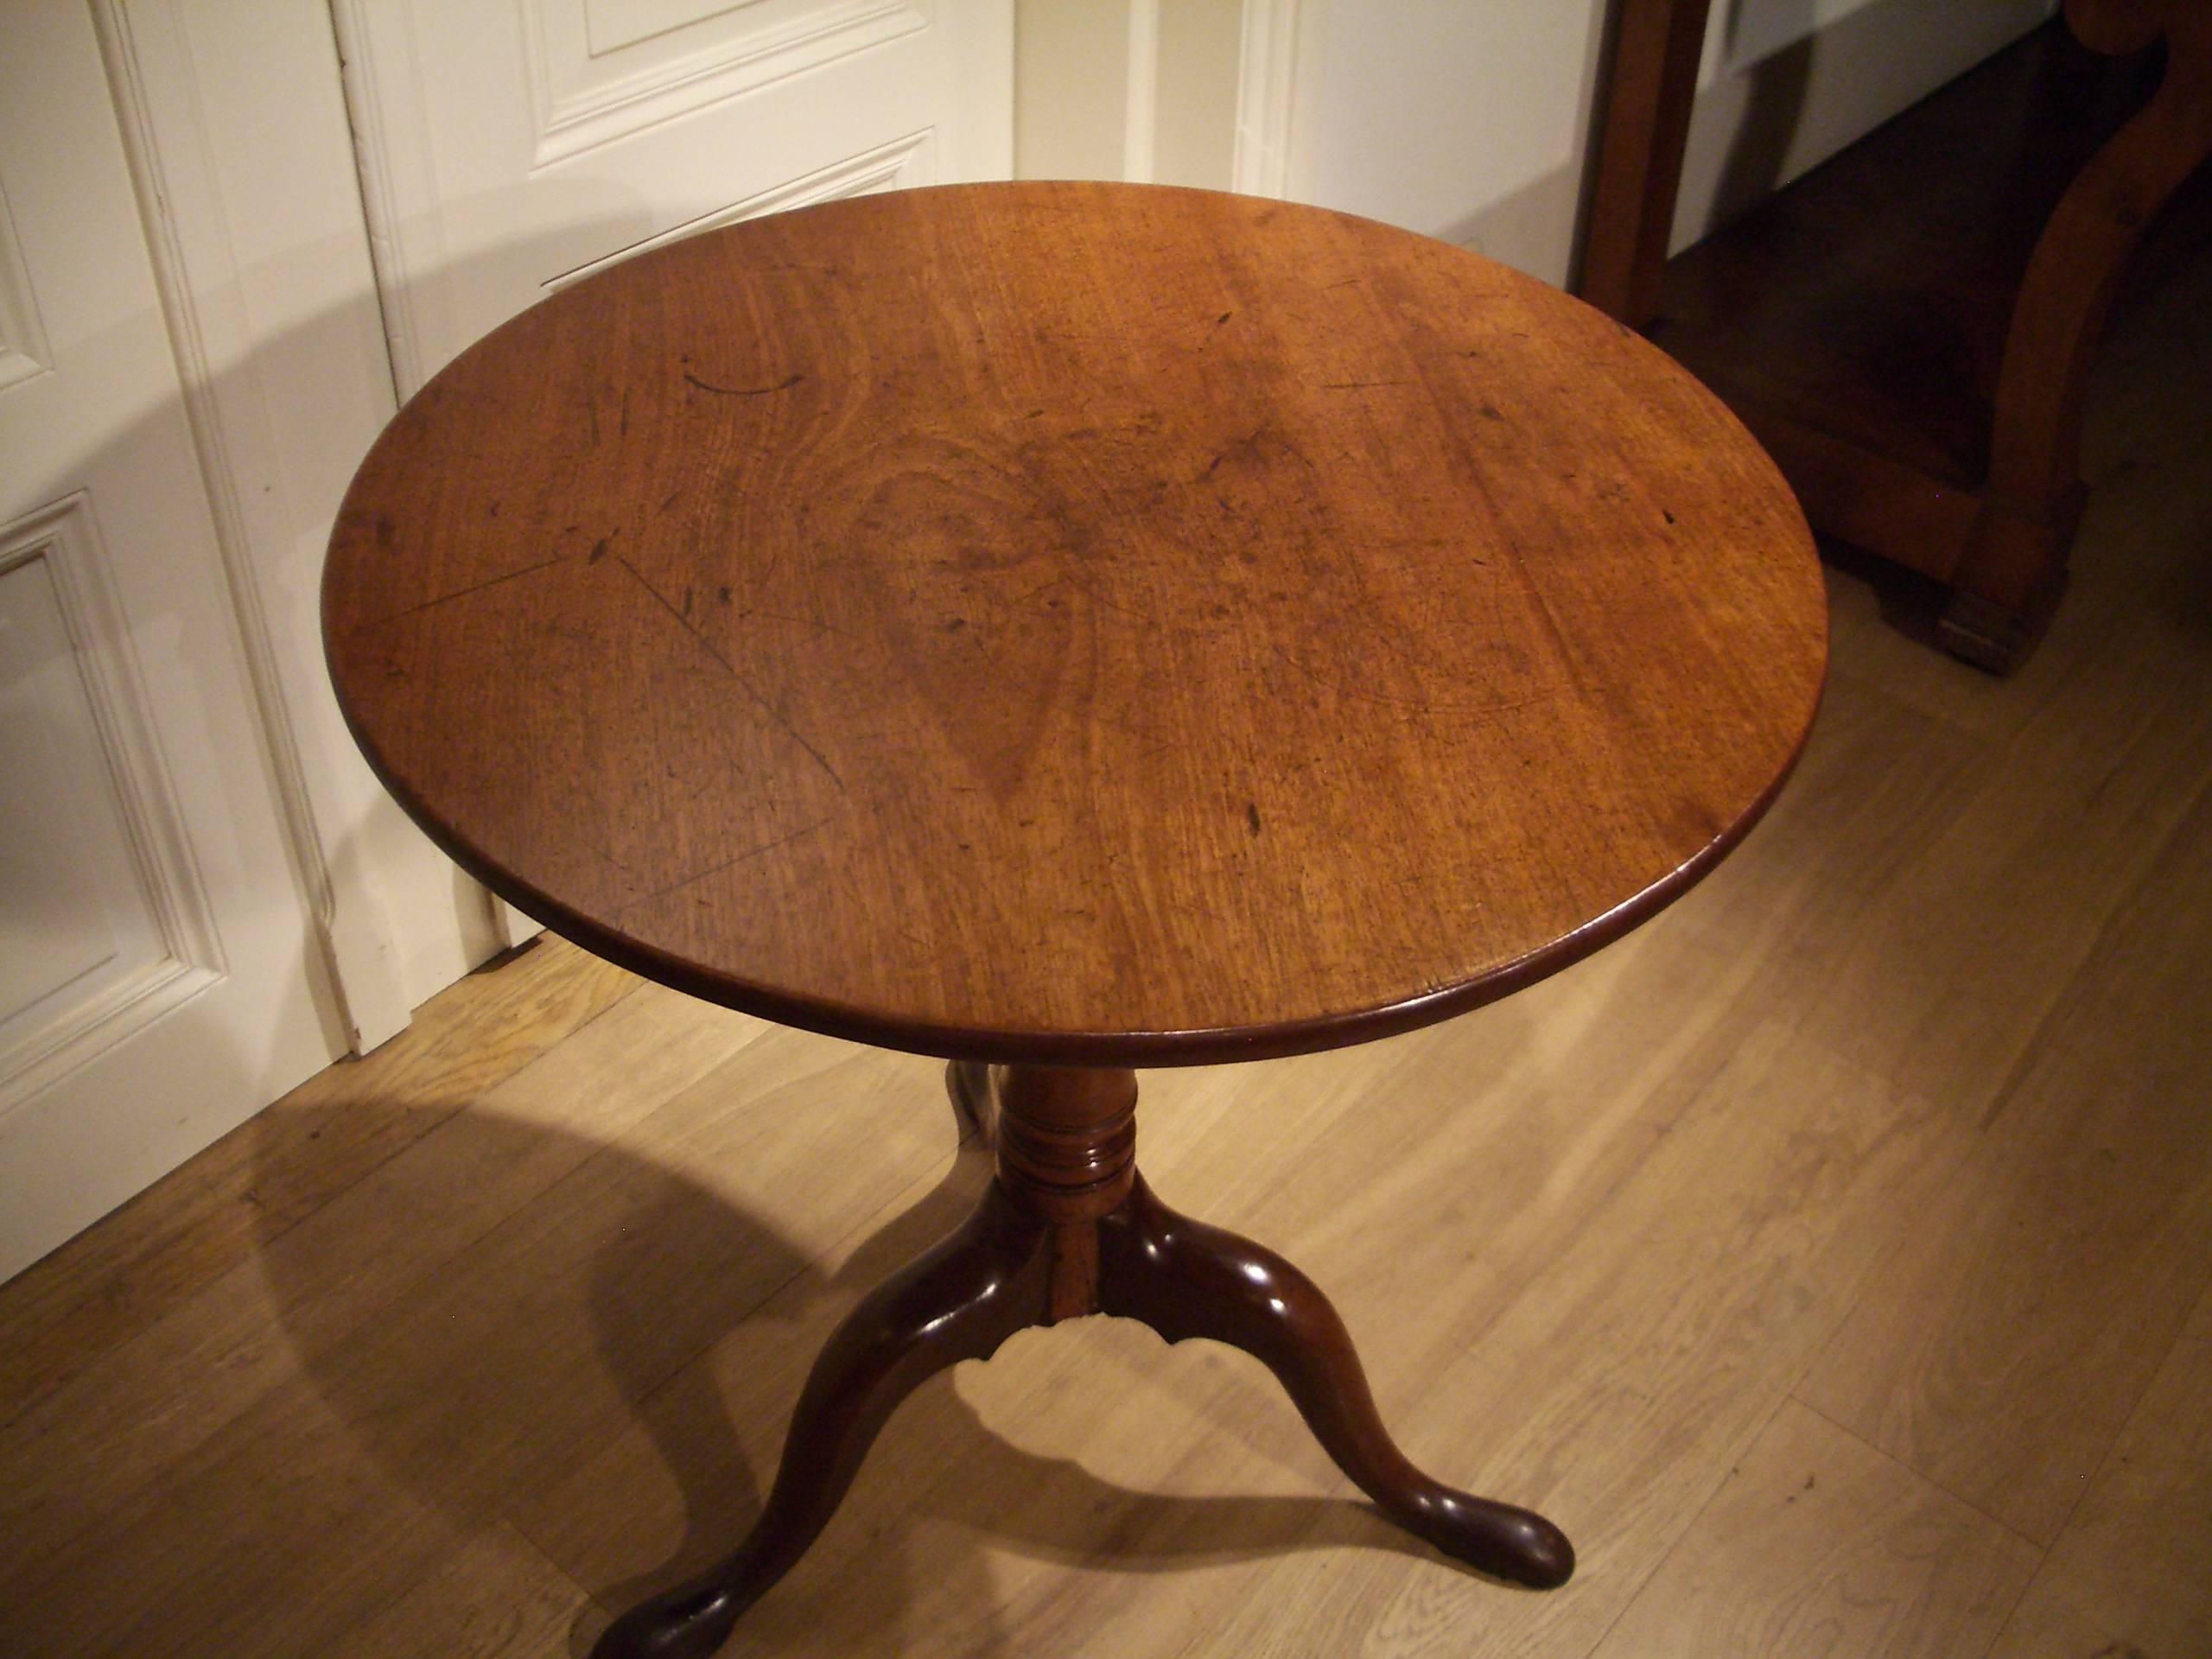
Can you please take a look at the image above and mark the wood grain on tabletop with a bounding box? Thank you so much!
[322,181,1827,1066]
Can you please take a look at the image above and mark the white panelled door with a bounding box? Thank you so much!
[331,0,1013,948]
[0,0,339,1280]
[335,0,1014,396]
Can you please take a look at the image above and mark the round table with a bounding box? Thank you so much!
[324,181,1826,1657]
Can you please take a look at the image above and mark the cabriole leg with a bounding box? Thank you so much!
[1096,1173,1573,1588]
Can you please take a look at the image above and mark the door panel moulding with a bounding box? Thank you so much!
[0,496,226,1116]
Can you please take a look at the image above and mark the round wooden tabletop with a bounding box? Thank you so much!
[325,181,1826,1066]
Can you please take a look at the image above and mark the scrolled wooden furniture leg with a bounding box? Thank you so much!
[1941,0,2212,668]
[592,1065,1133,1656]
[590,1185,1053,1658]
[1096,1173,1574,1588]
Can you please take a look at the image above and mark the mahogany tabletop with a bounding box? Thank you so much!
[324,181,1827,1067]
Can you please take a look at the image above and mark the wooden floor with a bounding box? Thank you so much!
[5,245,2209,1658]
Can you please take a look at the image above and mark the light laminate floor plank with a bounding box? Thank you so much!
[1982,1278,2212,1659]
[323,1522,606,1659]
[1797,690,2212,1546]
[1591,1398,2039,1658]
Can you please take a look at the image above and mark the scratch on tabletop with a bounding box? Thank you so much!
[621,817,834,912]
[610,555,847,791]
[683,370,806,398]
[350,552,572,632]
[1505,552,1583,695]
[751,607,855,640]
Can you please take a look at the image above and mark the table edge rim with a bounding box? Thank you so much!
[328,663,1825,1068]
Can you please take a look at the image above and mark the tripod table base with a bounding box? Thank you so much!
[592,1064,1572,1659]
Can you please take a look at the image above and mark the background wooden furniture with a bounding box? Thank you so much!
[1581,0,2212,671]
[322,181,1825,1656]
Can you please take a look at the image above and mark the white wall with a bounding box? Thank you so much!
[1306,0,1605,281]
[1299,0,2056,289]
[1018,0,1147,181]
[1154,0,1244,188]
[1016,0,1252,188]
